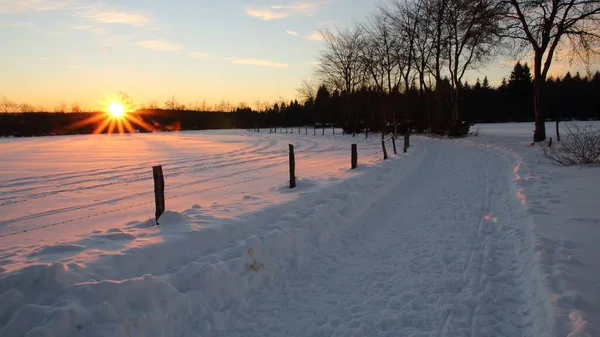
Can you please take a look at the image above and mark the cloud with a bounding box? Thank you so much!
[136,40,182,51]
[80,10,149,26]
[72,25,105,34]
[188,51,211,59]
[230,58,288,68]
[245,1,328,20]
[271,2,324,13]
[0,0,73,13]
[304,30,324,41]
[286,30,298,36]
[2,19,63,35]
[245,8,289,20]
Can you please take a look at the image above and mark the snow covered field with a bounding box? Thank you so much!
[0,123,598,337]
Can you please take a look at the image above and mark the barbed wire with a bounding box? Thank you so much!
[0,200,155,238]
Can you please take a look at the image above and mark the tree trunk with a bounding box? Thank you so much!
[533,56,546,142]
[451,86,460,128]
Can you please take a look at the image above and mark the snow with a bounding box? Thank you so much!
[469,122,600,337]
[0,123,598,337]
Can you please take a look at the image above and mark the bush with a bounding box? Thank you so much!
[542,123,600,166]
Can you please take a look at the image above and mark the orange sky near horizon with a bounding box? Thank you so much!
[1,0,598,112]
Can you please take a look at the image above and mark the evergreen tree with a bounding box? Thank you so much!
[482,77,490,89]
[506,62,533,121]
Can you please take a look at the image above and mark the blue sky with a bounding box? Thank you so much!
[0,0,593,111]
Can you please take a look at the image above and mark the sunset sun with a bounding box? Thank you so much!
[107,102,125,118]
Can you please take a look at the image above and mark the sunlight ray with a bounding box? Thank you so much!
[93,117,112,135]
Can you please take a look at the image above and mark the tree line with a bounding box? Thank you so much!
[237,65,600,133]
[0,65,599,137]
[306,0,600,141]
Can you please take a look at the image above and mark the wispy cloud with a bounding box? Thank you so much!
[188,51,211,59]
[136,40,182,51]
[72,24,105,34]
[304,30,324,41]
[230,58,288,68]
[245,1,328,20]
[80,9,149,26]
[285,30,298,36]
[245,8,289,20]
[271,2,324,13]
[0,0,73,13]
[2,19,63,35]
[2,1,157,33]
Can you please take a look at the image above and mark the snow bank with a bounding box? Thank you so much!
[470,122,600,337]
[0,143,423,336]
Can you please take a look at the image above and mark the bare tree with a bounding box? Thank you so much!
[361,9,401,137]
[444,0,504,128]
[1,96,19,113]
[254,100,265,112]
[430,0,450,123]
[54,102,67,113]
[147,100,159,109]
[387,0,422,134]
[317,27,364,94]
[502,0,600,142]
[19,103,35,113]
[70,103,82,113]
[165,95,183,110]
[408,0,437,131]
[295,77,319,104]
[316,26,364,129]
[117,92,136,112]
[215,100,233,112]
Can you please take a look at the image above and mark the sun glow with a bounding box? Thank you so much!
[61,94,155,135]
[108,102,125,118]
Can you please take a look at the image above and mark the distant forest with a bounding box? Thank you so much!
[1,64,599,138]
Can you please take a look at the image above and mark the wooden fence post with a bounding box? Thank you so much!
[152,165,165,225]
[392,137,397,155]
[351,144,358,169]
[404,131,410,153]
[548,137,553,148]
[289,144,296,188]
[382,140,388,160]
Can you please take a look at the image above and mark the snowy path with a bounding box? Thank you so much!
[221,141,536,337]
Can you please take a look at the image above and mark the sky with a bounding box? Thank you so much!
[0,0,596,111]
